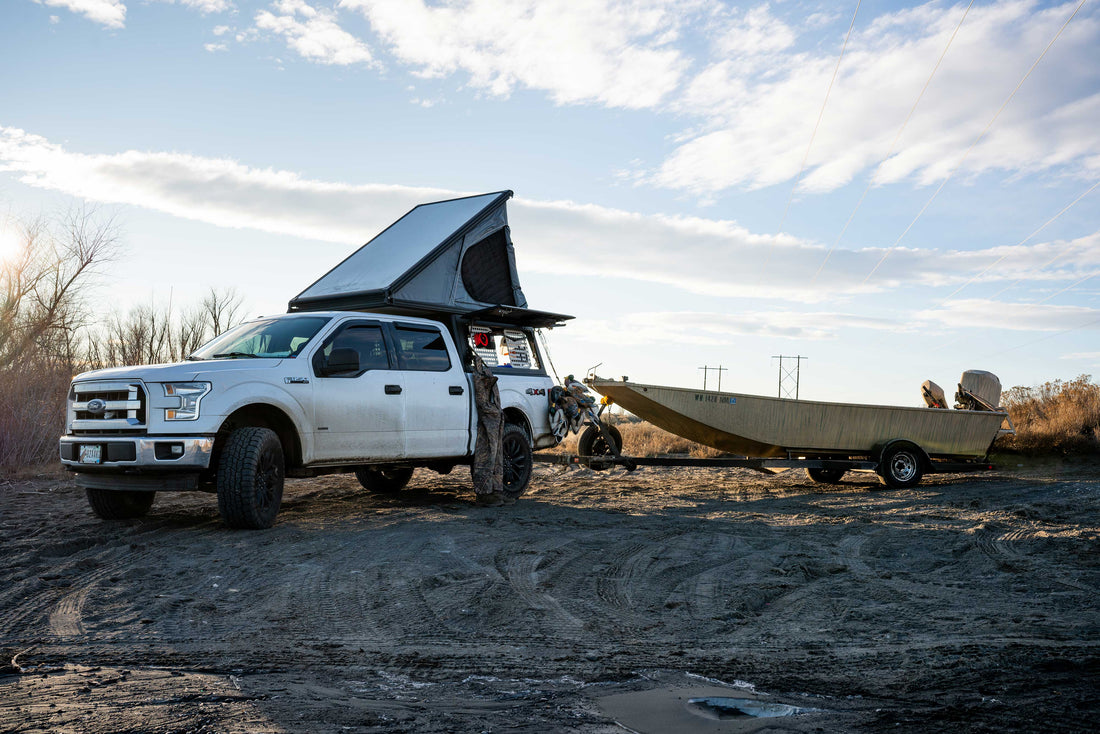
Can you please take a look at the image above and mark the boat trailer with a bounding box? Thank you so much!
[533,452,995,476]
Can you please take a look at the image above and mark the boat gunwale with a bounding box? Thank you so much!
[590,380,1008,418]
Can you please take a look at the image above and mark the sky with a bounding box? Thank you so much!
[1,0,1098,406]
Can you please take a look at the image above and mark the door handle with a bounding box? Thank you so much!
[449,385,464,395]
[385,384,402,395]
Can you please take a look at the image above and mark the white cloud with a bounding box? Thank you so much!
[204,42,227,52]
[338,0,691,109]
[915,299,1100,332]
[255,0,374,66]
[179,0,233,11]
[712,3,795,60]
[149,0,234,12]
[1061,351,1100,360]
[49,14,60,23]
[582,309,898,344]
[656,0,1100,193]
[38,0,126,28]
[1,126,1097,305]
[213,24,231,35]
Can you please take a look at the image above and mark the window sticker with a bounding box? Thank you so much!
[469,325,498,366]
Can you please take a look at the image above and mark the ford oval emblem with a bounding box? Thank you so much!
[86,398,107,415]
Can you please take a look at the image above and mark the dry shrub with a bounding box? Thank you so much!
[996,375,1100,455]
[0,364,71,468]
[551,418,723,458]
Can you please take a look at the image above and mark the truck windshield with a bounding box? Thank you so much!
[189,316,332,360]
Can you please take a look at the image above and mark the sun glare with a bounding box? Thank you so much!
[0,224,22,263]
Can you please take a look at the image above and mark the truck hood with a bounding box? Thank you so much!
[74,359,286,383]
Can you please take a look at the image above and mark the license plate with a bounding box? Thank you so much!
[79,444,103,464]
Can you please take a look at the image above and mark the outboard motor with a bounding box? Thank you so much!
[921,380,948,408]
[955,370,1002,411]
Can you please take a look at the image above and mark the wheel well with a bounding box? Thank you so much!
[502,407,531,436]
[216,404,303,468]
[877,439,930,469]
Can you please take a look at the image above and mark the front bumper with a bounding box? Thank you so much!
[60,435,215,470]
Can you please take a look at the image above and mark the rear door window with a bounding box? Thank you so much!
[392,326,451,372]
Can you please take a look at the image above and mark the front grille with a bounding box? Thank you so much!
[70,381,147,434]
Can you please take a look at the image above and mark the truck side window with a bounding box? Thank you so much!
[314,324,390,377]
[393,326,451,372]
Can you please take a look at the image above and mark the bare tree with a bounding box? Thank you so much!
[0,207,119,370]
[200,286,245,339]
[79,286,247,369]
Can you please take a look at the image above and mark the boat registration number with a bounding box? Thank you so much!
[695,394,737,404]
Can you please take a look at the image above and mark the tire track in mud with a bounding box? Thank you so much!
[497,543,585,632]
[1,516,227,648]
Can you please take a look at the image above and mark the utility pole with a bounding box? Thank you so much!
[698,365,728,392]
[772,355,807,399]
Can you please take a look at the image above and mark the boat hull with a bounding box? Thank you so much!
[589,381,1006,459]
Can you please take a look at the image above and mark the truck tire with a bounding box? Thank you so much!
[86,488,155,520]
[577,423,622,471]
[878,445,924,489]
[217,427,284,529]
[354,467,414,493]
[502,423,533,500]
[806,467,846,484]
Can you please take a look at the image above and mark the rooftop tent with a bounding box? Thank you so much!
[288,190,569,327]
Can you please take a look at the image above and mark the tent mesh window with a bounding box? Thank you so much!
[461,229,517,306]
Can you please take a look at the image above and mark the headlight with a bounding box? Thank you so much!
[162,382,211,421]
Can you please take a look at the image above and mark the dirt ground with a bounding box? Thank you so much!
[1,458,1098,733]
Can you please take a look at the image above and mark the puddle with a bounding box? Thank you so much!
[596,684,829,733]
[687,697,815,720]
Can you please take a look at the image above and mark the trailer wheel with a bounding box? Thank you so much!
[217,427,284,529]
[578,423,622,471]
[502,423,533,500]
[879,446,924,489]
[86,489,155,520]
[806,467,846,484]
[355,467,414,493]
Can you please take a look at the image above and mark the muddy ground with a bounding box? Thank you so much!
[1,459,1098,733]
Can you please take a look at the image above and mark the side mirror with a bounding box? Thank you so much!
[322,348,359,376]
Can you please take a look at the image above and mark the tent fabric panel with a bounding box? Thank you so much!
[460,229,518,306]
[295,192,503,302]
[391,238,463,305]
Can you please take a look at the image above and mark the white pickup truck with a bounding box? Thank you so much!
[59,311,559,528]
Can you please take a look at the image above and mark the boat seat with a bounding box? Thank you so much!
[921,380,947,408]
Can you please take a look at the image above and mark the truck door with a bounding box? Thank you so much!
[310,320,405,462]
[389,323,470,458]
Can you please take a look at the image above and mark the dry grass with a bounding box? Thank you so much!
[0,366,71,469]
[996,375,1100,455]
[551,418,724,458]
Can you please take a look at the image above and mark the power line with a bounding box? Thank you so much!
[861,0,1089,285]
[982,313,1100,360]
[757,0,861,286]
[811,0,975,284]
[985,180,1100,300]
[698,365,728,392]
[773,355,807,399]
[939,179,1100,305]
